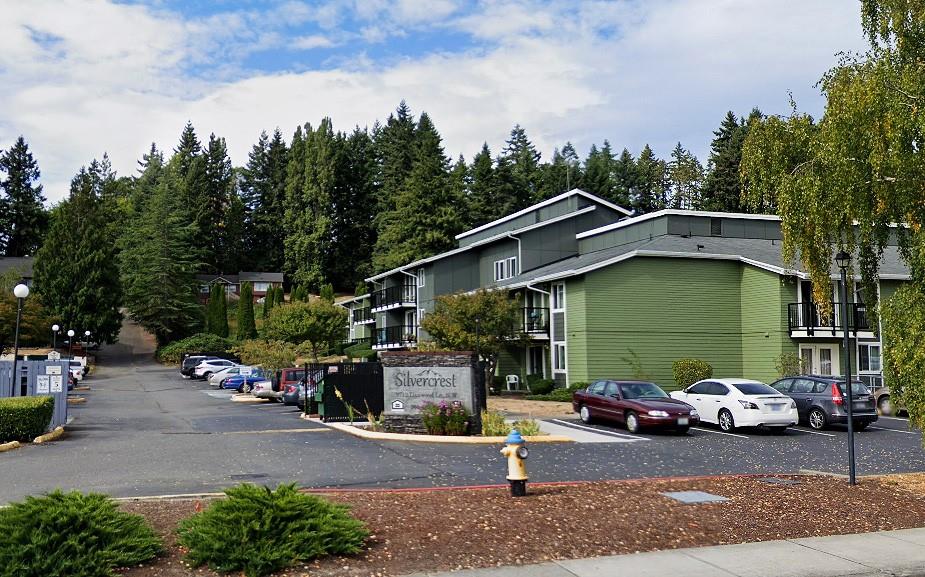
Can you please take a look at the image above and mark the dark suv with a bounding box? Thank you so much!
[769,375,878,431]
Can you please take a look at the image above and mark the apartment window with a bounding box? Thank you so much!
[506,257,518,278]
[417,268,425,288]
[552,283,565,310]
[554,344,566,371]
[200,285,210,294]
[253,282,270,292]
[418,308,425,323]
[859,344,882,373]
[494,260,505,282]
[710,218,722,237]
[224,284,237,294]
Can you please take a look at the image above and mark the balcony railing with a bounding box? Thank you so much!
[352,307,373,324]
[522,307,549,333]
[787,302,870,335]
[371,325,418,348]
[371,284,417,310]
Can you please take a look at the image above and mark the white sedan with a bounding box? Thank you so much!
[192,358,238,380]
[670,378,797,434]
[251,380,281,400]
[208,366,252,388]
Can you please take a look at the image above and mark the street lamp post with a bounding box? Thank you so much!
[52,324,60,351]
[10,284,30,397]
[67,329,75,359]
[84,330,91,349]
[835,250,857,486]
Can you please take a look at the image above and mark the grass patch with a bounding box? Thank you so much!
[0,490,161,577]
[177,483,368,577]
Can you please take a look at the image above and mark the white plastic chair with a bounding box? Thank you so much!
[505,374,519,391]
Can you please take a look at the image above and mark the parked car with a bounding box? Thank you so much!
[279,367,305,394]
[872,386,907,416]
[572,380,699,434]
[670,378,797,434]
[770,375,878,430]
[282,379,319,408]
[252,379,281,400]
[181,355,217,378]
[208,366,253,388]
[222,369,268,393]
[193,358,238,380]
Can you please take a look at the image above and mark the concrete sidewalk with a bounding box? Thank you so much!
[409,527,925,577]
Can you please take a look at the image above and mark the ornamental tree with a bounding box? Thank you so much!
[739,1,925,428]
[263,301,346,361]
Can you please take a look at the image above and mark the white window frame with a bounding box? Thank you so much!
[550,282,567,380]
[418,308,425,324]
[858,343,882,373]
[506,257,517,278]
[494,260,505,282]
[552,283,565,311]
[417,268,425,288]
[554,344,567,371]
[253,282,270,292]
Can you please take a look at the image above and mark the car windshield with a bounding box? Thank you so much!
[730,382,780,395]
[620,382,668,399]
[837,381,870,395]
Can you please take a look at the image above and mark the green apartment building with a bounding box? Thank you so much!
[344,189,907,390]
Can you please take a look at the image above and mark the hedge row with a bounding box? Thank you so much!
[0,396,54,442]
[156,333,235,364]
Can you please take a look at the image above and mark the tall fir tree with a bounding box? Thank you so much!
[466,143,496,227]
[240,129,289,271]
[120,164,203,345]
[502,125,541,204]
[262,284,275,319]
[33,161,123,343]
[0,136,47,257]
[701,109,763,213]
[667,142,704,210]
[236,282,257,340]
[613,148,639,209]
[580,141,622,205]
[373,112,461,271]
[538,143,582,200]
[201,133,239,273]
[633,144,669,214]
[206,283,229,338]
[373,101,417,235]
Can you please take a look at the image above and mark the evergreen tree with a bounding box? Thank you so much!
[33,162,123,344]
[702,109,762,212]
[282,125,307,281]
[581,141,622,205]
[120,165,203,345]
[502,125,541,204]
[240,129,288,271]
[373,113,461,271]
[0,136,47,257]
[667,142,704,210]
[538,143,582,200]
[274,285,285,306]
[319,283,335,303]
[633,145,669,214]
[236,282,257,340]
[354,280,368,297]
[201,133,238,273]
[262,285,275,319]
[172,122,208,243]
[613,148,639,210]
[373,102,417,232]
[466,143,496,227]
[215,285,229,338]
[131,143,164,215]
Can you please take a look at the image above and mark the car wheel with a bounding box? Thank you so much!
[769,426,788,435]
[808,408,827,430]
[625,411,640,433]
[241,382,252,394]
[676,426,689,435]
[579,405,592,423]
[879,395,892,416]
[718,409,735,432]
[203,372,212,381]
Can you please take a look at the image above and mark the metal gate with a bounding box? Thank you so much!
[0,360,69,429]
[314,362,383,422]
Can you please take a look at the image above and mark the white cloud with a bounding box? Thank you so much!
[0,0,867,203]
[292,34,336,49]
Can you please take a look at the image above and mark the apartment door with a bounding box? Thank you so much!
[527,346,545,378]
[799,345,840,376]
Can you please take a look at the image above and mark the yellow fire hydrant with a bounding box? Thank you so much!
[500,429,529,497]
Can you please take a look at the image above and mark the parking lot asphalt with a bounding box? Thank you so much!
[1,341,924,502]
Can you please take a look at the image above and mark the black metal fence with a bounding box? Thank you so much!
[787,302,870,335]
[522,307,549,333]
[352,307,373,323]
[372,325,417,348]
[371,284,416,309]
[315,362,384,422]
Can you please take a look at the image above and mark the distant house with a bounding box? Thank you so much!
[196,272,284,303]
[0,256,34,286]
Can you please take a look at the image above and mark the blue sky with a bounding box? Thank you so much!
[1,1,867,202]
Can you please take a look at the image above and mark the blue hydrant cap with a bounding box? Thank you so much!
[505,429,525,444]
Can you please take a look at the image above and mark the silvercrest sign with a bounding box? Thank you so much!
[383,366,474,415]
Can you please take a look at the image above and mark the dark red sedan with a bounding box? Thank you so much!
[572,380,699,434]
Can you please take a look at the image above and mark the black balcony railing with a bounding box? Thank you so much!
[372,325,418,347]
[371,284,417,309]
[522,307,549,333]
[352,307,373,323]
[787,302,870,335]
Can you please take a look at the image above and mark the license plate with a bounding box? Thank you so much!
[769,404,783,412]
[677,417,689,426]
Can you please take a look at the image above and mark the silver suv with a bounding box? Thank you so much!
[769,375,878,431]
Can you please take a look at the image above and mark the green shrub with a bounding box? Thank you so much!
[0,490,162,577]
[0,396,54,442]
[672,358,713,388]
[511,418,542,436]
[492,375,506,390]
[568,381,589,392]
[525,388,573,402]
[345,346,376,361]
[775,351,803,377]
[420,401,470,435]
[177,483,367,577]
[156,333,234,364]
[479,410,542,436]
[528,379,555,395]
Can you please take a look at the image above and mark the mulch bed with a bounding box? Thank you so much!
[118,474,925,577]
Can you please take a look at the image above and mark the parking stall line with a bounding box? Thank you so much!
[879,416,910,423]
[550,419,649,441]
[868,426,919,435]
[690,427,749,439]
[791,427,837,437]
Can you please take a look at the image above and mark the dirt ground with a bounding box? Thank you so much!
[487,396,574,418]
[118,474,925,577]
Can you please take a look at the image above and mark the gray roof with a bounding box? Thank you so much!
[196,274,239,284]
[492,235,909,288]
[0,257,34,278]
[239,271,284,283]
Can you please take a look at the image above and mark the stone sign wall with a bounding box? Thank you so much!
[380,351,476,416]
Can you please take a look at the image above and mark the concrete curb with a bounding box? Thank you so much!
[0,441,21,453]
[322,420,573,443]
[231,394,269,403]
[73,385,91,391]
[34,426,65,444]
[67,396,87,405]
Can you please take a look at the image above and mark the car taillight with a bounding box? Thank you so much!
[831,382,844,405]
[286,385,296,393]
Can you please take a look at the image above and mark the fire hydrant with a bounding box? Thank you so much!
[500,429,529,497]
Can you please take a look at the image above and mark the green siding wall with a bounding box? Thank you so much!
[566,257,794,390]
